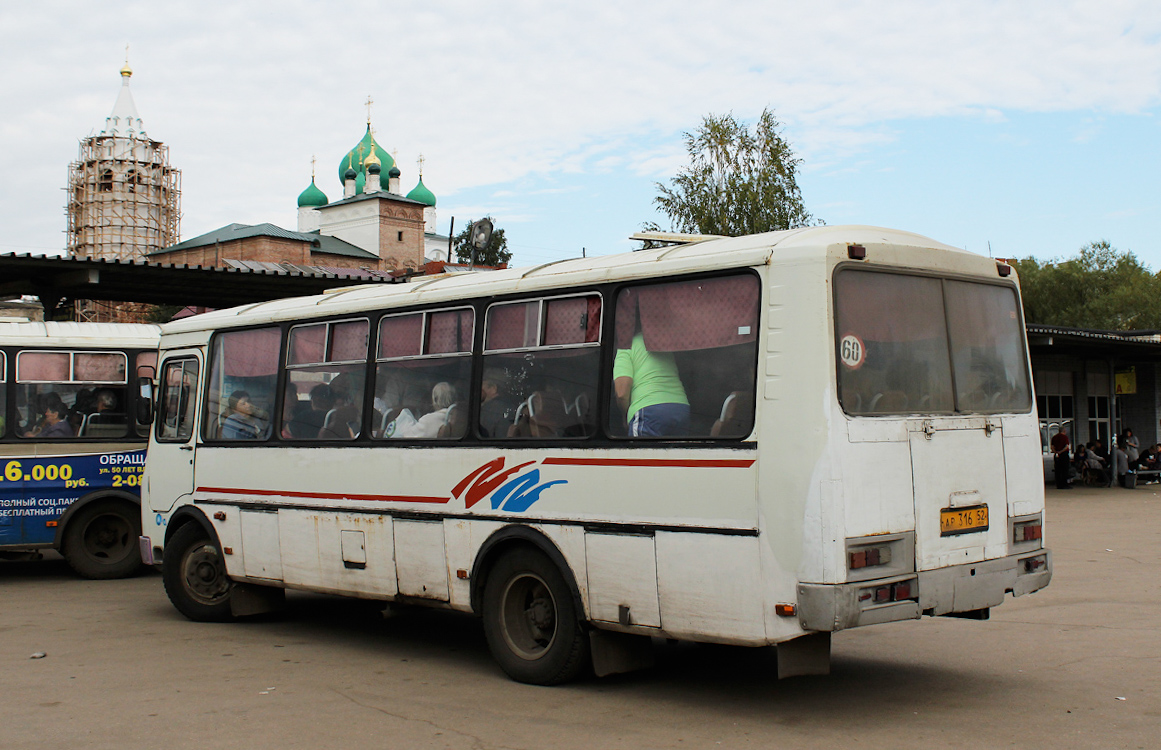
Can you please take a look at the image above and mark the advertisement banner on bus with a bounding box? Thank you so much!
[0,450,145,545]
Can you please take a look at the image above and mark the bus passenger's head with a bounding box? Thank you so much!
[432,382,455,411]
[482,368,506,402]
[228,390,252,415]
[43,393,67,423]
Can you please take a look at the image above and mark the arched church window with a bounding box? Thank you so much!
[99,169,114,193]
[126,170,141,194]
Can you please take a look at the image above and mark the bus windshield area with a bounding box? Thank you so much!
[834,270,1031,416]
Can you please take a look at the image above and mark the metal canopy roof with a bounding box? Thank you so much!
[0,253,396,311]
[1026,324,1161,360]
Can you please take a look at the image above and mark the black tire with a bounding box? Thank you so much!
[62,500,143,580]
[162,521,234,622]
[481,547,590,685]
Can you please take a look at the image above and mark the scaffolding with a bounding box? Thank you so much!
[66,132,181,262]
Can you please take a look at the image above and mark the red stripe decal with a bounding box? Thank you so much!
[196,487,449,504]
[540,458,755,468]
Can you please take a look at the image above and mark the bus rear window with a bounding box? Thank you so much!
[834,270,1030,415]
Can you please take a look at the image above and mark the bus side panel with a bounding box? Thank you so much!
[655,532,765,643]
[279,509,398,598]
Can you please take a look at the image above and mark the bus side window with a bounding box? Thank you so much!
[373,308,473,441]
[609,275,760,439]
[14,350,130,440]
[283,319,370,441]
[205,327,279,441]
[482,295,601,440]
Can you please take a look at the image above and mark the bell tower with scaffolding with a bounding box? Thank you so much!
[66,56,181,262]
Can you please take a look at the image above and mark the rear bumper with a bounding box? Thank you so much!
[796,548,1052,632]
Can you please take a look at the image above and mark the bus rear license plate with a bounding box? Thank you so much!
[940,505,989,536]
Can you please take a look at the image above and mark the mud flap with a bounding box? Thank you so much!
[229,582,286,617]
[777,632,831,679]
[590,630,655,677]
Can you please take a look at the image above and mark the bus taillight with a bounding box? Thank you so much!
[859,580,915,604]
[850,545,892,570]
[1014,521,1042,543]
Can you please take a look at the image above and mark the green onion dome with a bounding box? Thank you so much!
[337,125,394,188]
[297,178,328,208]
[388,165,401,179]
[406,176,436,207]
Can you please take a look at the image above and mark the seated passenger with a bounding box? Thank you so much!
[286,383,333,439]
[478,368,516,438]
[221,390,267,440]
[28,393,73,438]
[395,382,456,439]
[613,332,690,437]
[382,383,428,437]
[319,373,363,440]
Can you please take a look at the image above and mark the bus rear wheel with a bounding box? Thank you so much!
[481,548,589,685]
[163,522,234,622]
[63,500,142,579]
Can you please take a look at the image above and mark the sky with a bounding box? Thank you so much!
[1,0,1159,271]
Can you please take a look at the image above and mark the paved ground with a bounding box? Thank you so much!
[2,484,1158,750]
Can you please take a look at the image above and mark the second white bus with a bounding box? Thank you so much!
[139,225,1052,683]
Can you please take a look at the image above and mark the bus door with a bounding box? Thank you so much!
[146,353,202,514]
[909,418,1009,571]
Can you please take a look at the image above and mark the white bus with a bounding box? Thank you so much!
[1,321,160,578]
[139,225,1051,684]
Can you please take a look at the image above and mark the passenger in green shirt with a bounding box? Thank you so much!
[613,333,690,437]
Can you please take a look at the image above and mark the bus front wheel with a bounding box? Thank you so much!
[481,548,589,685]
[62,500,143,579]
[163,522,234,622]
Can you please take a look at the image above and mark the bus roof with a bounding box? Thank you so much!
[161,225,968,334]
[0,321,161,348]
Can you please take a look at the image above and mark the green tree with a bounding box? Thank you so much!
[647,108,817,237]
[453,217,511,267]
[1013,241,1161,330]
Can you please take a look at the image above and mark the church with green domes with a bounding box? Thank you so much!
[295,120,447,268]
[157,114,450,275]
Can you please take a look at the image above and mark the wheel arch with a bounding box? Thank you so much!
[163,505,217,547]
[52,489,141,550]
[470,524,586,620]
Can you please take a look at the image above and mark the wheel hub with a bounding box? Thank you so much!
[183,545,229,604]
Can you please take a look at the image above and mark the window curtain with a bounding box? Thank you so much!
[378,314,423,359]
[75,352,127,382]
[221,327,281,377]
[288,324,326,366]
[616,275,760,352]
[17,352,70,382]
[544,296,601,346]
[426,309,474,354]
[330,320,369,362]
[487,302,540,350]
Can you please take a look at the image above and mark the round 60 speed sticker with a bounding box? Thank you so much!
[839,334,866,369]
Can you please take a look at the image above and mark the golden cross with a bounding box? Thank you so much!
[417,154,425,176]
[310,154,316,179]
[365,95,374,124]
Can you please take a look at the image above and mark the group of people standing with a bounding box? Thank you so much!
[1051,425,1157,489]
